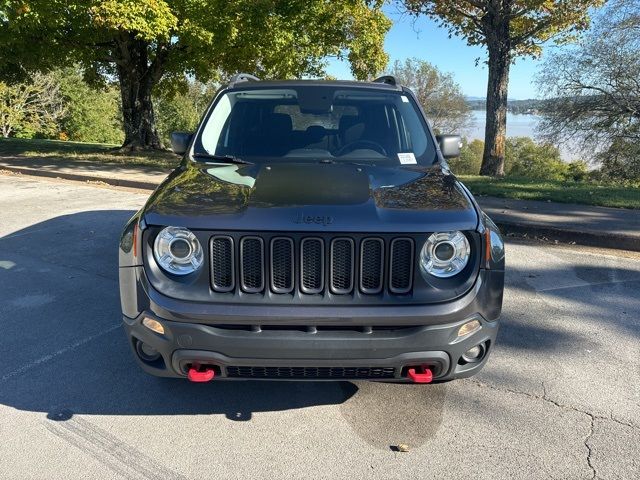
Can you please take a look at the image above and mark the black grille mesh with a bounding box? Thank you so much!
[241,237,264,292]
[360,238,383,293]
[390,238,414,293]
[301,238,324,293]
[226,366,395,379]
[330,238,354,294]
[271,238,294,293]
[211,237,234,292]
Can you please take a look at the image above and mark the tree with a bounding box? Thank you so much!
[401,0,605,176]
[0,1,391,150]
[536,0,640,180]
[0,73,65,138]
[387,58,470,134]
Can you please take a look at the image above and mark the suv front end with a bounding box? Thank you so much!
[119,76,505,384]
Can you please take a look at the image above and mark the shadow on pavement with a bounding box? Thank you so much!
[0,210,447,448]
[502,263,640,342]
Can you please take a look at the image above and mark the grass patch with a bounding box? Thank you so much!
[0,137,179,169]
[459,175,640,209]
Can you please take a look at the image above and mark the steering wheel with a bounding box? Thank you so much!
[335,140,387,157]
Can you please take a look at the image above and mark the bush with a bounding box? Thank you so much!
[55,68,123,144]
[448,138,483,175]
[565,160,589,182]
[597,139,640,182]
[505,137,569,181]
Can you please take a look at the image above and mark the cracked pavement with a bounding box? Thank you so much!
[0,175,638,480]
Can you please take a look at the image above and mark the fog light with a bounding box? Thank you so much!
[457,319,481,338]
[135,340,161,362]
[142,317,165,335]
[462,343,485,363]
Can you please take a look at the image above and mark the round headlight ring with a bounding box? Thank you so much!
[153,226,203,276]
[420,231,470,278]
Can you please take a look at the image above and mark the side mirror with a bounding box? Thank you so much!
[170,132,194,155]
[436,135,462,159]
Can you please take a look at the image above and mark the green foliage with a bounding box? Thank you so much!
[566,160,589,182]
[0,73,65,138]
[387,58,470,134]
[55,68,123,144]
[450,136,592,183]
[448,138,483,175]
[402,1,605,58]
[0,0,391,84]
[597,139,640,182]
[0,0,392,148]
[505,137,569,181]
[155,79,217,144]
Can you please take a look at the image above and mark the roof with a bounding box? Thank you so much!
[225,76,402,91]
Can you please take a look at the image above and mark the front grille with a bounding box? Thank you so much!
[209,234,415,296]
[226,366,396,379]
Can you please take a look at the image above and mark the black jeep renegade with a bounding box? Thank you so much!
[119,74,505,384]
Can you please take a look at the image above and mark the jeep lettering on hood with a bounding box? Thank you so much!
[295,213,334,226]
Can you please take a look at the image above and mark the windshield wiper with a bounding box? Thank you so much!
[318,158,371,167]
[192,153,254,165]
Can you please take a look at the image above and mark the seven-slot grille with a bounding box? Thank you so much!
[210,235,415,295]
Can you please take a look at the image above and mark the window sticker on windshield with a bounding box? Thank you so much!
[401,96,409,103]
[398,152,417,164]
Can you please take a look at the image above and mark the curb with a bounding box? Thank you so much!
[0,165,160,191]
[494,221,640,253]
[3,164,638,253]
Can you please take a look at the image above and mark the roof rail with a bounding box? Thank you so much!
[372,75,397,86]
[228,73,260,87]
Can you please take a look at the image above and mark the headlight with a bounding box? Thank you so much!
[419,231,470,278]
[153,226,203,275]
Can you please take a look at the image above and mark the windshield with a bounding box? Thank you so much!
[193,86,437,166]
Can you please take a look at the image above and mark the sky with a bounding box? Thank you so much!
[325,7,546,100]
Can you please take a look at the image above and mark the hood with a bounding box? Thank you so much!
[142,162,478,233]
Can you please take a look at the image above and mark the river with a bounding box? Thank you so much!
[463,110,541,140]
[462,110,574,160]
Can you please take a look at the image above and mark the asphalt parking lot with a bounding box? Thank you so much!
[0,174,638,480]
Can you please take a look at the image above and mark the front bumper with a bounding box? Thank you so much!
[120,267,503,382]
[124,312,498,382]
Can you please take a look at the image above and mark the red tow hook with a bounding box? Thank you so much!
[187,364,216,383]
[407,366,433,384]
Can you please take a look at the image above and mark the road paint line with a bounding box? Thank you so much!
[0,324,120,382]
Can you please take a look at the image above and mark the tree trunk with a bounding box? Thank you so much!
[480,40,511,176]
[116,38,163,151]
